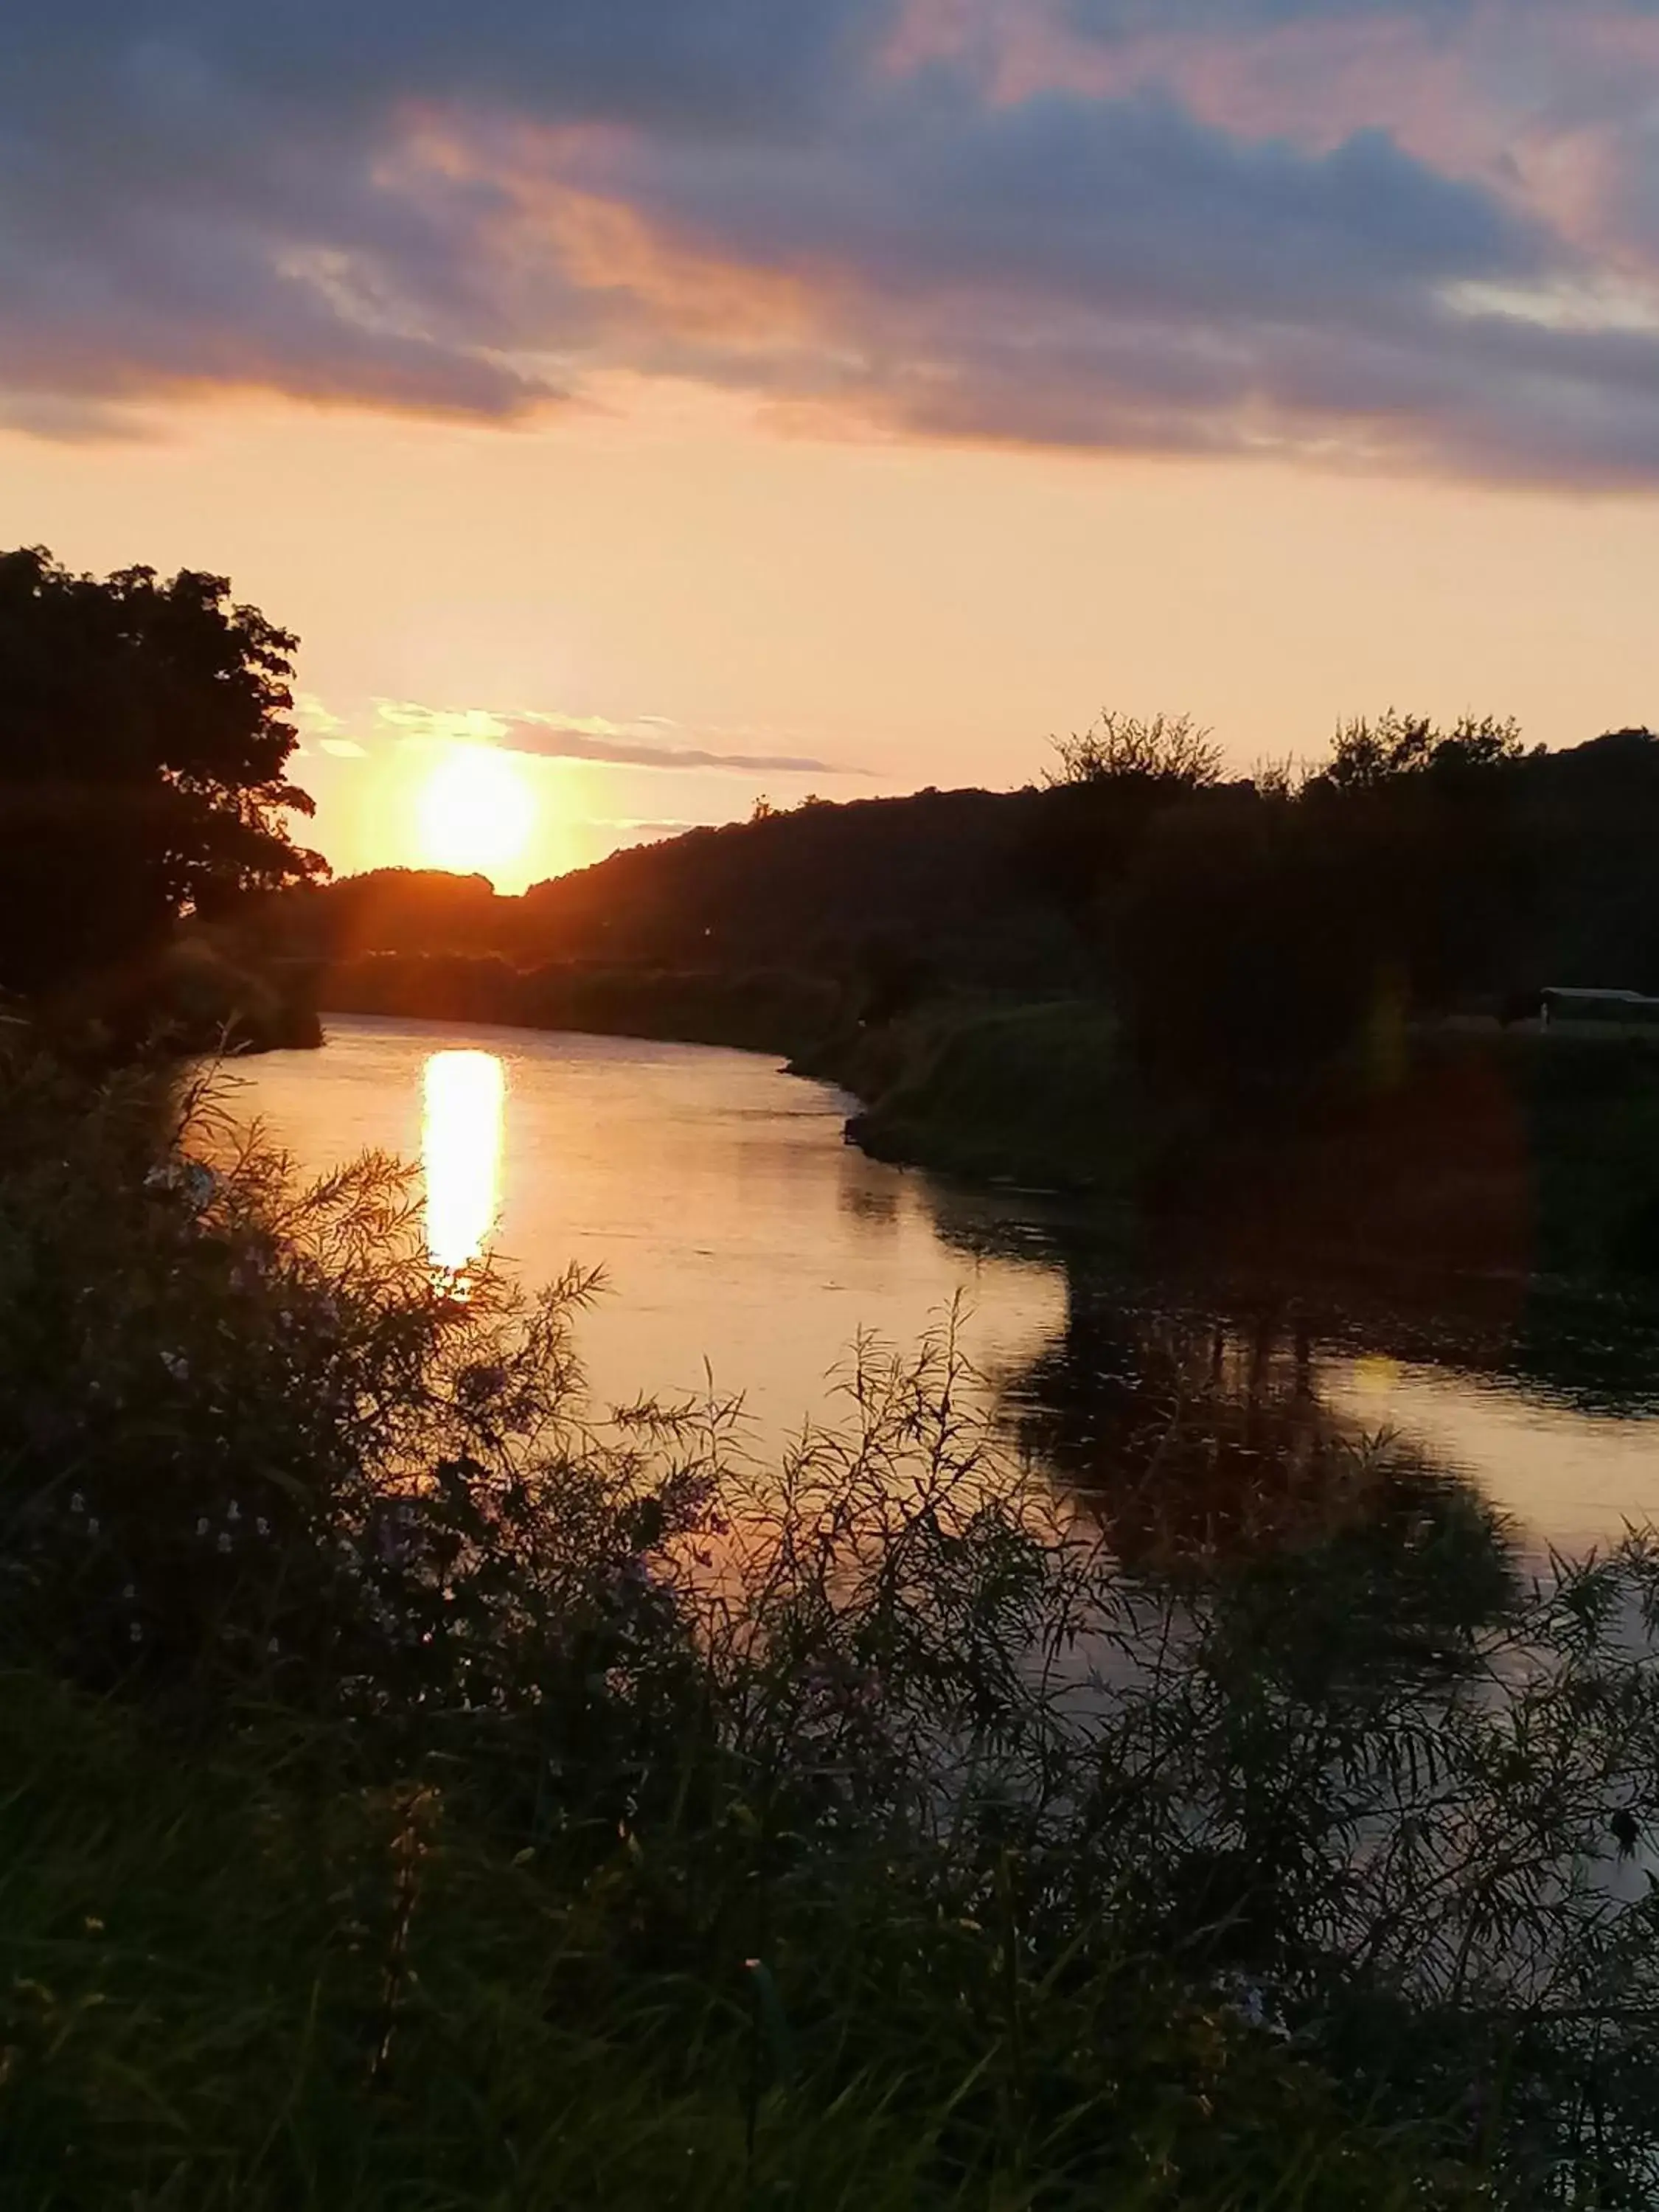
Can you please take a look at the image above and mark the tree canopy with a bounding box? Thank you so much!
[0,546,324,995]
[1315,708,1534,794]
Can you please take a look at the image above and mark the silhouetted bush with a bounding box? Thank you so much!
[1044,709,1224,793]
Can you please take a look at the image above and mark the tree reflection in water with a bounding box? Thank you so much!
[1000,1277,1520,1688]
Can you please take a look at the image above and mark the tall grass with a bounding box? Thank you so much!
[3,1044,1659,2205]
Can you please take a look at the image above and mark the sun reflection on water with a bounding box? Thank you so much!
[422,1050,504,1280]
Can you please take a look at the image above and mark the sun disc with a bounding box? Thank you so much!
[417,745,535,879]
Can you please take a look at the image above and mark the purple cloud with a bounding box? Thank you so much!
[498,718,866,776]
[4,0,1659,480]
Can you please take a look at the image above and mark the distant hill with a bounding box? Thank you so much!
[248,785,1085,992]
[241,727,1659,1026]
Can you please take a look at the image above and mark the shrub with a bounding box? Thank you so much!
[0,1046,716,1819]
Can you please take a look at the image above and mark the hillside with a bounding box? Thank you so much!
[245,728,1659,1011]
[250,785,1080,992]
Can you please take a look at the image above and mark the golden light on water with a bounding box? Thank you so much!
[417,744,535,880]
[422,1050,505,1277]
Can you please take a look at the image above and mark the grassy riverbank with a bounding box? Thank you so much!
[8,1043,1659,2205]
[316,949,840,1060]
[810,998,1659,1285]
[801,996,1140,1193]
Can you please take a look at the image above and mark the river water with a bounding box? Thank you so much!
[220,1015,1659,1563]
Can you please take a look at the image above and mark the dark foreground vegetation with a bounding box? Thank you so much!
[8,1045,1659,2207]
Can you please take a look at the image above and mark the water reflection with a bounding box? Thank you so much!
[1002,1287,1520,1675]
[225,1017,1659,1556]
[1006,1295,1338,1564]
[422,1050,504,1276]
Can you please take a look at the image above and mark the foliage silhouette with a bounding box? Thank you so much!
[0,546,323,1000]
[1045,709,1224,794]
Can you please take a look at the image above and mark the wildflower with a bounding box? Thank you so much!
[70,1492,84,1515]
[226,1500,240,1523]
[181,1161,219,1211]
[129,1622,142,1643]
[217,1532,232,1554]
[160,1351,189,1382]
[255,1516,269,1537]
[195,1517,209,1537]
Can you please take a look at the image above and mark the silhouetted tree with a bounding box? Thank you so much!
[1021,712,1224,928]
[1044,709,1222,793]
[1305,710,1537,1007]
[255,867,503,961]
[1112,787,1383,1088]
[0,546,324,996]
[1315,708,1531,794]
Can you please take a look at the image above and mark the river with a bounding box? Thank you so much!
[220,1015,1659,1563]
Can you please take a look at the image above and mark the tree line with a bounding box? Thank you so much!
[4,542,1656,1093]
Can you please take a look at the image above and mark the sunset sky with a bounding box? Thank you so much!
[8,0,1659,889]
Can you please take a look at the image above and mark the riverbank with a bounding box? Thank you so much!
[18,934,324,1063]
[315,949,839,1059]
[797,995,1138,1192]
[311,950,1659,1287]
[806,998,1659,1287]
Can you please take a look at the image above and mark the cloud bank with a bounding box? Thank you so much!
[7,0,1659,479]
[374,700,862,776]
[497,720,863,776]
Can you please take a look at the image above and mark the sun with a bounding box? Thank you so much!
[416,745,536,882]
